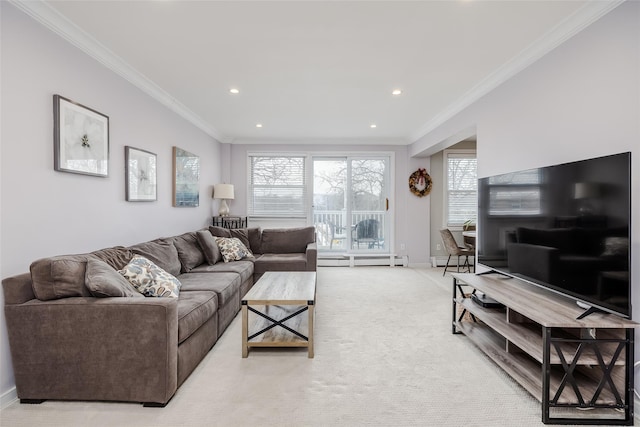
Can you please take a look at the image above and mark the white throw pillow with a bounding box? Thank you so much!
[215,237,252,262]
[118,255,181,298]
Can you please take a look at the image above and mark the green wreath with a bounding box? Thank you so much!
[409,168,432,197]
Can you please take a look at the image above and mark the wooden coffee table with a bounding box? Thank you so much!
[241,271,316,358]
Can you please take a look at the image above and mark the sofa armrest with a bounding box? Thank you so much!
[507,243,558,283]
[306,242,317,271]
[4,296,178,405]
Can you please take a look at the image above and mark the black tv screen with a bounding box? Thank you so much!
[477,152,631,318]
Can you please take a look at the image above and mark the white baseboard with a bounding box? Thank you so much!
[318,254,408,267]
[1,386,18,410]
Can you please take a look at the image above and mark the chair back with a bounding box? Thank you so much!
[315,222,332,246]
[439,229,463,256]
[356,219,379,240]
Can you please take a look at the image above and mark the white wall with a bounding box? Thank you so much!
[227,143,431,265]
[0,3,221,402]
[410,0,640,376]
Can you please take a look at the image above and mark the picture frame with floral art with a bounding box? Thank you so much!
[53,95,109,177]
[125,146,157,202]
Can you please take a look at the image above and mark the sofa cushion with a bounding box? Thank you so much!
[260,226,315,254]
[190,260,254,284]
[129,239,182,277]
[196,230,222,265]
[247,227,262,254]
[209,226,251,251]
[85,258,143,298]
[253,253,308,275]
[119,255,182,298]
[177,291,218,344]
[215,237,252,262]
[30,255,93,301]
[177,272,241,306]
[91,246,134,270]
[173,232,205,272]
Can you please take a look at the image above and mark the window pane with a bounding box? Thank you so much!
[446,153,477,226]
[350,159,386,211]
[447,158,477,191]
[249,155,306,217]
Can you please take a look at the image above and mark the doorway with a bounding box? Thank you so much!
[312,156,391,254]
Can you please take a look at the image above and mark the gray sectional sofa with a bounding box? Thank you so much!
[2,225,316,407]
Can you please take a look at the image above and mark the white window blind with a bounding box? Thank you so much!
[445,151,477,226]
[248,155,307,217]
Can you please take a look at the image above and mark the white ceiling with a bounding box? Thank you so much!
[20,1,620,144]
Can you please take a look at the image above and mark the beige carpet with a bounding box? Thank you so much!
[1,267,608,426]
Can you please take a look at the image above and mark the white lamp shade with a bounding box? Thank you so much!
[213,184,235,200]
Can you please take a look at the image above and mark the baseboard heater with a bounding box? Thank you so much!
[318,254,408,267]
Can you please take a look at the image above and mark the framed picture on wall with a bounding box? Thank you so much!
[125,146,157,202]
[53,94,109,177]
[172,146,200,207]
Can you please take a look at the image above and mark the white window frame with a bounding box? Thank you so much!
[443,149,477,230]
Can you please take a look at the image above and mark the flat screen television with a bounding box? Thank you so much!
[476,152,631,318]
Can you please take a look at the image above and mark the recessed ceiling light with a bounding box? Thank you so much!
[370,124,377,128]
[229,88,239,94]
[392,89,402,96]
[256,123,263,128]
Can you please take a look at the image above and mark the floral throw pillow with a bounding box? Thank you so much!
[215,237,252,263]
[118,255,181,298]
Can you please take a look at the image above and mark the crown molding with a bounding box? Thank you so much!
[229,136,410,146]
[409,0,625,143]
[9,0,229,143]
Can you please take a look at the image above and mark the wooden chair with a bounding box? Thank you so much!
[439,228,475,276]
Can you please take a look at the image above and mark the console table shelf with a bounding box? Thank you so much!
[452,272,637,425]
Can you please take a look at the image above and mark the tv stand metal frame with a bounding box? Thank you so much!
[452,273,637,425]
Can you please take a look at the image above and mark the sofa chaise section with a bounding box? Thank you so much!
[4,272,180,406]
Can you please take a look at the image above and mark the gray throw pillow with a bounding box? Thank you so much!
[85,258,143,298]
[197,230,222,264]
[173,232,205,272]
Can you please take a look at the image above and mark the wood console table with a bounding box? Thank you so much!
[452,272,638,425]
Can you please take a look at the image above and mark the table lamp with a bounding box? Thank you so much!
[213,184,234,216]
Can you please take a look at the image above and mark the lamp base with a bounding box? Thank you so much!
[218,199,230,216]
